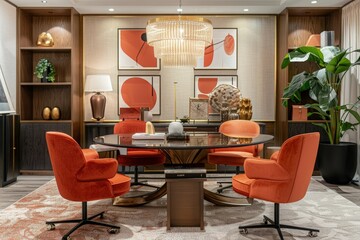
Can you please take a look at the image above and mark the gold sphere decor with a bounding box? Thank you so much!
[50,107,61,120]
[36,32,54,47]
[41,106,52,120]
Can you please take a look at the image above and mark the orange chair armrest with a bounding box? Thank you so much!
[77,158,118,181]
[244,158,290,181]
[270,151,279,160]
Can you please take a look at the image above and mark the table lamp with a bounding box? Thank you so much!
[85,75,113,121]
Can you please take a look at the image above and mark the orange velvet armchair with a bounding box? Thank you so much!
[114,120,166,189]
[45,132,131,240]
[232,132,320,239]
[208,120,262,193]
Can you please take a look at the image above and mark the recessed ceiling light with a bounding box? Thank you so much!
[311,0,317,4]
[41,0,47,3]
[243,9,249,12]
[108,8,115,12]
[177,8,183,13]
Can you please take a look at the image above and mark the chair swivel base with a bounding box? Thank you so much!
[238,203,319,240]
[216,182,232,193]
[46,202,120,240]
[131,180,160,189]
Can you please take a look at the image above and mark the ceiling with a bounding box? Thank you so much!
[7,0,353,14]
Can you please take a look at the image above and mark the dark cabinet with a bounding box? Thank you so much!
[20,122,71,171]
[0,114,20,187]
[288,121,328,142]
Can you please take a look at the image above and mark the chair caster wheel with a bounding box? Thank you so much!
[217,189,223,194]
[263,218,268,224]
[239,228,248,234]
[47,223,55,230]
[62,236,71,240]
[99,213,104,219]
[308,231,318,237]
[108,228,119,234]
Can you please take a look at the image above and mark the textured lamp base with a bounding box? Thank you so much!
[90,92,106,121]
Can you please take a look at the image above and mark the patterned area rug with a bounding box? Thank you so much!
[0,178,360,240]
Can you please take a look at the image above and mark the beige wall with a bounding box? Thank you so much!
[83,15,276,121]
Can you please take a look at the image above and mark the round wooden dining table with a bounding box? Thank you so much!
[94,132,274,206]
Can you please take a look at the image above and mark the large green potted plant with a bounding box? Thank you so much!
[281,46,360,184]
[34,58,56,83]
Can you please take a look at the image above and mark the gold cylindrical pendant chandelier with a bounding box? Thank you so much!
[146,15,213,68]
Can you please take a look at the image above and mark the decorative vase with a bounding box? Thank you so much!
[42,106,51,120]
[318,142,357,185]
[220,103,229,122]
[228,108,239,120]
[51,107,61,120]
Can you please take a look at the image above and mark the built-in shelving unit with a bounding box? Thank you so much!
[276,7,341,144]
[17,8,80,171]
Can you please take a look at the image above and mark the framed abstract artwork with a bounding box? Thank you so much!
[194,75,238,99]
[195,28,237,70]
[117,28,160,70]
[118,75,161,115]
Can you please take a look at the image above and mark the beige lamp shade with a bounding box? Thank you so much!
[84,75,113,93]
[85,75,113,121]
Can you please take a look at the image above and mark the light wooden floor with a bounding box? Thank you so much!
[0,175,359,210]
[0,175,54,210]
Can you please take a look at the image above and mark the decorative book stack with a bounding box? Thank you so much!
[165,164,206,179]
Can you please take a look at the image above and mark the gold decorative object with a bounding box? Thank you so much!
[51,106,61,120]
[146,16,213,67]
[36,32,54,47]
[238,97,253,120]
[41,107,51,120]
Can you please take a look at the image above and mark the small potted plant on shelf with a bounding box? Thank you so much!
[281,46,360,185]
[34,58,56,83]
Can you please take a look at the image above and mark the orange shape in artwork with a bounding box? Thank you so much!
[121,30,157,67]
[197,94,209,99]
[204,41,214,67]
[198,77,218,94]
[224,34,235,55]
[121,77,157,110]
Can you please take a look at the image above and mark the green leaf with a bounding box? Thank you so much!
[282,72,312,99]
[281,53,290,69]
[345,108,360,124]
[311,122,328,132]
[321,46,341,63]
[326,50,351,74]
[282,46,325,68]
